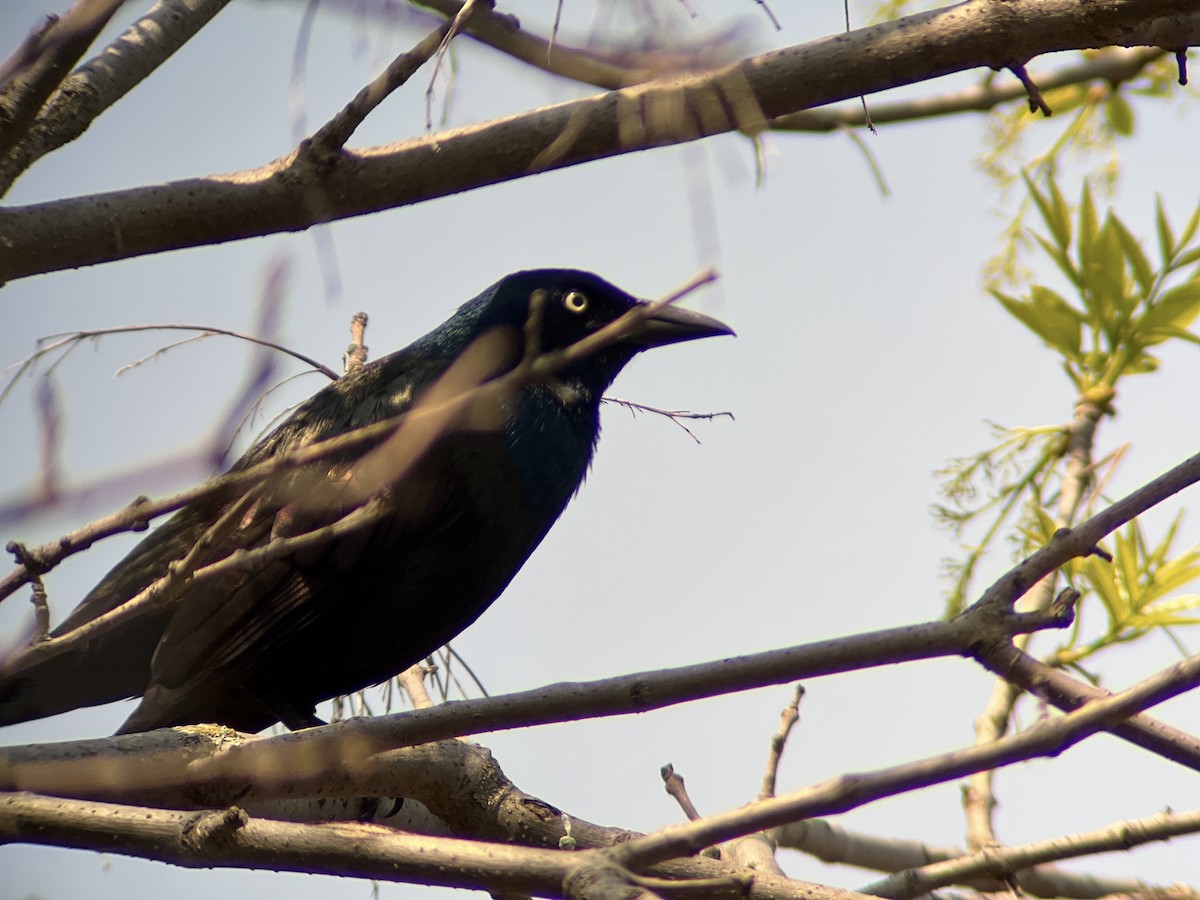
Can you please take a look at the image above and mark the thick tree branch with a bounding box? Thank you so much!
[0,791,866,900]
[5,453,1200,789]
[0,0,123,160]
[0,0,235,195]
[0,0,1195,282]
[0,614,1021,801]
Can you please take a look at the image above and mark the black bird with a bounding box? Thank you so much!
[0,269,732,734]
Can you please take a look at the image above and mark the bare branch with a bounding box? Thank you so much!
[862,808,1200,898]
[770,47,1167,132]
[2,0,1195,282]
[602,397,733,444]
[974,640,1200,770]
[759,684,804,801]
[610,648,1200,874]
[0,729,865,900]
[660,764,702,822]
[0,0,123,160]
[411,0,638,89]
[306,22,451,154]
[0,788,867,900]
[774,819,1155,899]
[2,322,339,395]
[967,448,1200,619]
[0,609,1097,807]
[0,0,234,194]
[342,312,369,374]
[1009,63,1053,116]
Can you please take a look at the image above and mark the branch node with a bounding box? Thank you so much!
[181,806,249,851]
[127,495,152,531]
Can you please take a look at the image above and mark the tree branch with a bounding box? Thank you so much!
[610,647,1200,874]
[1,0,1195,282]
[773,819,1154,899]
[768,47,1168,132]
[0,790,869,900]
[861,807,1200,898]
[0,0,123,160]
[0,0,233,194]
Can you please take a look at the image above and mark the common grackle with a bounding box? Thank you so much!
[0,269,732,734]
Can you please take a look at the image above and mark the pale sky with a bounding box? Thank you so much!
[2,1,1199,898]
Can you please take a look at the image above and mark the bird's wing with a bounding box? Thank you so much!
[135,352,506,716]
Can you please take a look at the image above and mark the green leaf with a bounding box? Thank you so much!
[990,288,1082,357]
[1109,214,1155,296]
[1032,232,1083,288]
[1116,528,1141,611]
[1025,172,1071,250]
[1178,203,1200,253]
[1141,594,1200,617]
[1105,92,1135,136]
[1080,553,1124,627]
[1140,279,1200,334]
[1123,352,1160,373]
[1083,220,1129,342]
[1078,182,1100,260]
[1145,325,1200,347]
[1142,552,1200,604]
[1125,607,1200,630]
[1177,245,1200,268]
[1030,285,1084,354]
[1155,195,1175,265]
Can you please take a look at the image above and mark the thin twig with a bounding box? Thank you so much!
[343,311,369,374]
[862,807,1200,899]
[602,397,733,444]
[759,684,804,800]
[424,0,489,131]
[769,48,1164,133]
[661,764,702,821]
[308,23,452,153]
[1009,63,1052,115]
[397,664,435,710]
[2,323,338,404]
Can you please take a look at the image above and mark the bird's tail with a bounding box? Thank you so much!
[0,622,157,727]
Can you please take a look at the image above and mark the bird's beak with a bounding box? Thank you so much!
[624,303,735,349]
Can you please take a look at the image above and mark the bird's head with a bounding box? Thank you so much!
[438,269,733,400]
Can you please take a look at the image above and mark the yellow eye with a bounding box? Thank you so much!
[562,290,588,314]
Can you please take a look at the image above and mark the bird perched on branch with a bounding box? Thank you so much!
[0,269,732,734]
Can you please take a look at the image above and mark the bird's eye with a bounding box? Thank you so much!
[562,291,589,314]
